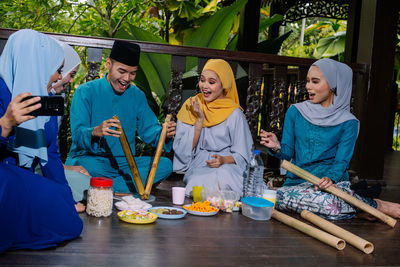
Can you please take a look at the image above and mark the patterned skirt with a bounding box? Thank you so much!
[275,181,377,220]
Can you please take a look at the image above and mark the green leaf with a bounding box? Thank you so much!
[178,1,200,20]
[167,0,181,12]
[331,21,340,32]
[313,31,346,58]
[256,30,292,54]
[115,26,171,100]
[304,21,331,36]
[184,0,248,69]
[202,0,219,13]
[226,34,238,51]
[259,14,283,33]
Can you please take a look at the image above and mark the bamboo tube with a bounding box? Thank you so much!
[271,210,346,250]
[113,116,145,199]
[144,114,173,199]
[301,210,374,254]
[281,160,397,228]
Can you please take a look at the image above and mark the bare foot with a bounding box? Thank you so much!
[75,202,86,213]
[375,199,400,218]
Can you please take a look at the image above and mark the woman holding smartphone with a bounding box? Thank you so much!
[0,29,82,254]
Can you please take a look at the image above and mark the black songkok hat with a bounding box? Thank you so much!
[110,40,140,66]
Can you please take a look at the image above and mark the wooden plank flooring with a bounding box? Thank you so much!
[1,152,400,266]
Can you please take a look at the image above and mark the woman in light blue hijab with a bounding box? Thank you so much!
[0,29,64,167]
[259,58,400,220]
[0,29,82,253]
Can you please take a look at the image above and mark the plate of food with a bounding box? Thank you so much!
[150,206,187,219]
[183,201,219,216]
[117,210,158,224]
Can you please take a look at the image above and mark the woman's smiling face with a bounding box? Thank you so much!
[47,61,64,93]
[199,69,224,102]
[306,66,334,107]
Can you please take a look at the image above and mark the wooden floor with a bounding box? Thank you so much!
[1,152,400,266]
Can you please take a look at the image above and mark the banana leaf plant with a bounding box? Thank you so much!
[184,0,248,70]
[115,0,291,112]
[313,31,346,58]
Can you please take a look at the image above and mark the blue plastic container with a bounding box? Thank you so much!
[241,197,274,220]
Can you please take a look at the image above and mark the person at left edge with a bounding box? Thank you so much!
[66,40,176,194]
[0,29,82,253]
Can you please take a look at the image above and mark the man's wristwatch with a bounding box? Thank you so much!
[271,143,281,153]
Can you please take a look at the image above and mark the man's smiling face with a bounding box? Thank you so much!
[106,58,138,94]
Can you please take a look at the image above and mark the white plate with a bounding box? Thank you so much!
[150,206,187,219]
[183,205,219,216]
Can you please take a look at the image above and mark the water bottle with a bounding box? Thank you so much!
[243,150,264,197]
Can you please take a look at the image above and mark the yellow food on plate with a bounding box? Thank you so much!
[184,200,219,212]
[117,210,157,224]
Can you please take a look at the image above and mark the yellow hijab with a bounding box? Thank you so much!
[177,59,242,127]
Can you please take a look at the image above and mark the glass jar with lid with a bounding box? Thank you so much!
[86,177,113,217]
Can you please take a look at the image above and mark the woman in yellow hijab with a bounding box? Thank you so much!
[173,59,253,197]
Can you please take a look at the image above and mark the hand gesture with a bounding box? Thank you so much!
[190,96,204,120]
[165,120,177,138]
[259,129,280,150]
[206,154,225,168]
[92,118,121,138]
[315,177,336,190]
[0,93,41,137]
[64,165,91,176]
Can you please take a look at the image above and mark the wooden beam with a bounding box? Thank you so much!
[344,0,362,63]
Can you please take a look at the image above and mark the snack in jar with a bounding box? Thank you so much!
[86,177,113,217]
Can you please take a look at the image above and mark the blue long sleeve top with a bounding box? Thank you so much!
[66,76,172,162]
[269,105,359,186]
[0,78,68,186]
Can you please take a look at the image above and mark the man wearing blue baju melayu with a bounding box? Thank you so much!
[66,40,176,193]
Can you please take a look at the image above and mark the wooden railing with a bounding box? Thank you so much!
[0,28,369,171]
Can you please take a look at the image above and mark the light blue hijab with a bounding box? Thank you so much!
[294,58,358,127]
[0,29,65,167]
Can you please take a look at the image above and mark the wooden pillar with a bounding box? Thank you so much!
[344,0,362,63]
[237,0,261,52]
[354,0,400,180]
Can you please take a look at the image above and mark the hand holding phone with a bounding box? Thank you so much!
[22,95,64,116]
[0,93,41,137]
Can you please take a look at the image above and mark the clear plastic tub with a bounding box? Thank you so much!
[201,189,240,212]
[241,197,273,220]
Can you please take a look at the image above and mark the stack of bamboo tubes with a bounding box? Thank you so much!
[114,114,172,200]
[270,160,398,254]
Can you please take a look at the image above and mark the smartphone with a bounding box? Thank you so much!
[22,95,64,116]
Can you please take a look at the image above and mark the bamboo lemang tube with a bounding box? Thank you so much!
[281,160,397,228]
[301,210,374,254]
[113,116,145,199]
[271,210,346,250]
[144,114,172,199]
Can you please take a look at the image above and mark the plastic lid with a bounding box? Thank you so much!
[254,150,261,155]
[90,177,113,187]
[241,197,273,207]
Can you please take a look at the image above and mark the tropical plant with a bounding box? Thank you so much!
[280,18,347,59]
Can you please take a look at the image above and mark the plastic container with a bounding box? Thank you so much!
[243,150,264,197]
[201,189,240,212]
[86,177,113,217]
[241,197,273,220]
